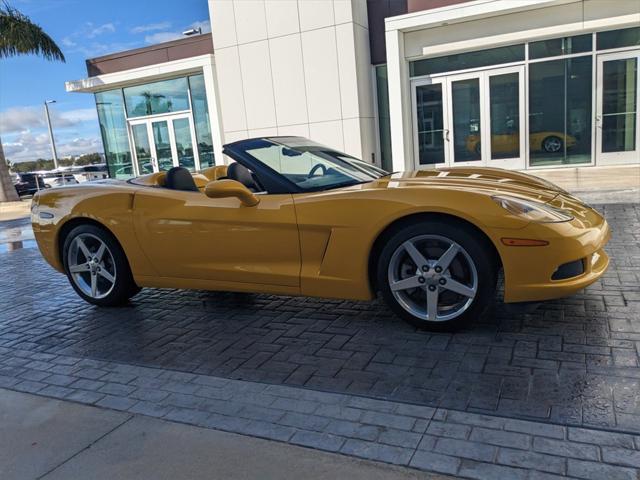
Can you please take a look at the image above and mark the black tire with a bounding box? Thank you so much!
[62,224,140,307]
[542,136,563,153]
[376,219,498,331]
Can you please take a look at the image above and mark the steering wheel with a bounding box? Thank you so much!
[307,163,327,179]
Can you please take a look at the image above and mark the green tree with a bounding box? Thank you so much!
[0,2,65,202]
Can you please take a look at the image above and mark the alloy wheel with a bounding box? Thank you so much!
[387,234,478,322]
[67,233,117,299]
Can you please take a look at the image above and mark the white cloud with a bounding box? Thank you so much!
[86,22,116,38]
[144,20,211,45]
[130,21,171,34]
[144,31,183,44]
[0,106,97,135]
[3,130,102,162]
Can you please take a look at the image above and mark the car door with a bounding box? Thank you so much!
[132,187,301,289]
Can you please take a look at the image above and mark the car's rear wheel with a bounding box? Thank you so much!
[377,220,497,331]
[63,224,140,307]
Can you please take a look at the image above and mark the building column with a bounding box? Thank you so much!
[385,28,411,172]
[202,58,226,165]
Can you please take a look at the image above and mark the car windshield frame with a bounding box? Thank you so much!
[223,137,389,194]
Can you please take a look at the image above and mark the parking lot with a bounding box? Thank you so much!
[1,202,639,478]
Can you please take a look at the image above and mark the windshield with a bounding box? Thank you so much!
[238,137,388,192]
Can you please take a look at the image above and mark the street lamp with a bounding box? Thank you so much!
[44,100,59,170]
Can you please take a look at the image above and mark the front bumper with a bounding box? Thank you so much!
[496,200,611,303]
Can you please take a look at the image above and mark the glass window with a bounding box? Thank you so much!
[602,58,637,152]
[188,74,215,168]
[597,27,640,51]
[131,124,153,174]
[529,34,592,59]
[489,72,520,160]
[451,78,481,162]
[152,121,173,171]
[123,77,190,118]
[415,83,445,165]
[410,44,524,77]
[173,118,196,171]
[95,90,133,179]
[375,65,393,171]
[529,56,592,166]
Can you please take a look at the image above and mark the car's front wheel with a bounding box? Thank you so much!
[63,224,140,307]
[377,220,497,330]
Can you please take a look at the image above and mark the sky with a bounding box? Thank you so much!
[0,0,211,163]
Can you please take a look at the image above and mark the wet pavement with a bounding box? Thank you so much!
[1,203,639,435]
[0,217,36,254]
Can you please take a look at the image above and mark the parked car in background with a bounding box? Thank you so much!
[13,173,50,197]
[42,173,79,188]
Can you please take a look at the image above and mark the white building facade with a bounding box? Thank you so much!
[67,0,639,178]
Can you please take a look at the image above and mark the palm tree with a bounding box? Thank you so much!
[0,2,65,202]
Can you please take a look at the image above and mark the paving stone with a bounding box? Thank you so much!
[95,395,137,411]
[409,450,461,475]
[470,427,530,450]
[39,385,74,399]
[568,427,636,449]
[434,438,497,462]
[533,437,599,461]
[458,459,528,480]
[279,412,329,431]
[377,429,422,449]
[65,389,104,404]
[360,411,415,431]
[504,419,566,439]
[290,431,346,452]
[497,448,566,474]
[340,439,414,465]
[427,421,471,439]
[567,459,638,480]
[601,446,640,468]
[128,401,173,418]
[324,419,381,441]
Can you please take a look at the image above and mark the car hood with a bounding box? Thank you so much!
[368,167,564,204]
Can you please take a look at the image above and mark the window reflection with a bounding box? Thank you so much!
[95,90,133,179]
[529,57,592,166]
[124,78,190,118]
[188,74,215,168]
[452,78,481,162]
[602,58,637,153]
[489,73,520,160]
[416,84,445,165]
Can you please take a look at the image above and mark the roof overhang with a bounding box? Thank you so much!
[65,54,215,93]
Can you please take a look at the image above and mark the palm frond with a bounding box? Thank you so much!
[0,3,65,61]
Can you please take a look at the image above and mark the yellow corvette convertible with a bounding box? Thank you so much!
[31,137,610,330]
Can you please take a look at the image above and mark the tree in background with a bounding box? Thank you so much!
[0,2,65,202]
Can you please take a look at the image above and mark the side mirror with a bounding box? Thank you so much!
[204,179,260,207]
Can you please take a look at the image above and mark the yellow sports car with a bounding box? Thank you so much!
[31,136,609,330]
[466,132,577,155]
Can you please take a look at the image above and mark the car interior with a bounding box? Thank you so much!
[128,162,265,194]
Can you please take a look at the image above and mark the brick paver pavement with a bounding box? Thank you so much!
[0,203,639,479]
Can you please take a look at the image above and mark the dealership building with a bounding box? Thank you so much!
[65,0,640,179]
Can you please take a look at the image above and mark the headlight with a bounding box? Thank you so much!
[492,195,574,223]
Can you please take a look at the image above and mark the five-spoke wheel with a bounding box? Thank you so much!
[377,219,497,330]
[63,224,140,306]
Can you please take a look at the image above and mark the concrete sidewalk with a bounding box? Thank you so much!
[0,200,31,222]
[0,388,444,480]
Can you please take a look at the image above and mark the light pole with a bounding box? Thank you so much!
[44,100,59,170]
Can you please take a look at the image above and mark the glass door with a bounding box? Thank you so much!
[485,66,526,170]
[596,51,640,164]
[129,114,200,175]
[412,78,449,166]
[412,66,525,169]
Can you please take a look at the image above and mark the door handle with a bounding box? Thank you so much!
[444,129,450,142]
